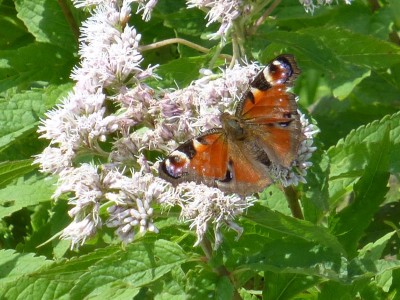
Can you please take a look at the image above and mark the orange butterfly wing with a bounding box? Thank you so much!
[159,130,228,186]
[237,54,303,168]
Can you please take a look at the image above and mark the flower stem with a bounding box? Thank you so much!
[57,0,80,42]
[200,237,213,260]
[249,0,282,35]
[207,42,224,69]
[200,236,243,300]
[138,38,232,61]
[283,185,304,219]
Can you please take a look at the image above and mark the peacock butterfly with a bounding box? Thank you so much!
[159,55,304,195]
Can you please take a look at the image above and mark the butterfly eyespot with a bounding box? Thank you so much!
[168,151,190,167]
[218,159,234,183]
[160,159,184,179]
[278,121,291,127]
[246,90,255,103]
[178,142,197,159]
[283,112,292,119]
[270,62,280,73]
[170,156,181,163]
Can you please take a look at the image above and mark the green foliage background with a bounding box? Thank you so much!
[1,0,400,299]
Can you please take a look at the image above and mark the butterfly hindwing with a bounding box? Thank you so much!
[217,139,273,194]
[159,129,229,187]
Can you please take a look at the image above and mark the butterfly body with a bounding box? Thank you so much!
[159,55,304,195]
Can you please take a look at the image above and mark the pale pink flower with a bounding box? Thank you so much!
[299,0,352,13]
[169,182,255,247]
[35,0,164,248]
[104,167,176,243]
[186,0,247,39]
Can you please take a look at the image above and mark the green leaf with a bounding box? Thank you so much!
[237,237,346,281]
[358,232,396,261]
[303,27,400,69]
[50,200,72,259]
[14,0,77,50]
[263,272,320,300]
[147,56,207,89]
[0,159,35,188]
[70,239,190,298]
[0,174,56,219]
[273,1,392,40]
[231,206,347,281]
[264,26,400,99]
[328,112,400,206]
[0,84,72,157]
[0,247,119,300]
[362,202,400,257]
[348,258,400,282]
[319,281,354,300]
[243,205,345,254]
[163,8,211,37]
[0,249,52,289]
[311,66,400,148]
[184,267,219,300]
[153,268,187,300]
[1,239,191,299]
[263,30,370,100]
[0,43,76,91]
[332,69,370,100]
[87,285,141,300]
[389,0,400,26]
[258,185,292,216]
[301,147,330,223]
[216,276,234,300]
[329,125,391,257]
[0,1,32,49]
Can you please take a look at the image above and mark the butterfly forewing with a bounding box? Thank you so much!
[237,55,303,167]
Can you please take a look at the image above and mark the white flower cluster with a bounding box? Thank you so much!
[186,0,352,40]
[186,0,246,39]
[72,0,158,21]
[104,167,174,243]
[35,1,166,248]
[169,182,256,247]
[299,0,352,13]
